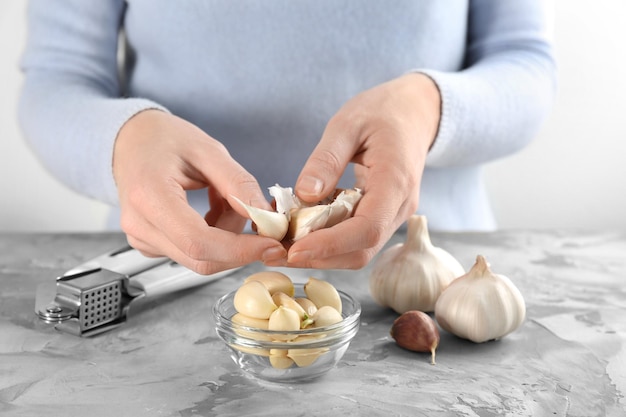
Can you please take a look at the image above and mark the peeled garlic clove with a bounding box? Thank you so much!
[269,349,294,369]
[295,297,318,317]
[390,310,440,365]
[434,255,526,343]
[304,277,342,315]
[268,306,301,341]
[311,305,343,328]
[244,271,295,297]
[288,348,328,367]
[231,195,289,241]
[231,313,272,341]
[369,215,465,313]
[272,291,307,320]
[231,313,269,329]
[229,344,270,357]
[233,280,277,319]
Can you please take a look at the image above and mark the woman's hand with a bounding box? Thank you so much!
[287,73,441,269]
[113,110,287,274]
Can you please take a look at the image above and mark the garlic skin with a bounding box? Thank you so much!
[369,215,465,313]
[434,255,526,343]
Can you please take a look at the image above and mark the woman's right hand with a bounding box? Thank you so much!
[112,110,287,274]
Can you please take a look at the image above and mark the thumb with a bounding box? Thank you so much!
[295,121,357,202]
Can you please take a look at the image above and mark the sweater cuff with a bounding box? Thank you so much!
[412,69,460,168]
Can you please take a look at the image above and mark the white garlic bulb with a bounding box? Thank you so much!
[369,215,465,313]
[434,255,526,343]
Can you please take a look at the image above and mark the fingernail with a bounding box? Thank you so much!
[262,246,287,263]
[288,250,313,264]
[297,176,324,197]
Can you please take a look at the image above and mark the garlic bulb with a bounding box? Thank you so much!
[434,255,526,343]
[232,184,362,242]
[369,215,465,313]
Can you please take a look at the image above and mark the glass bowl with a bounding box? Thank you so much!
[213,284,361,383]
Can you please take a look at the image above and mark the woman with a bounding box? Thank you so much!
[19,1,557,273]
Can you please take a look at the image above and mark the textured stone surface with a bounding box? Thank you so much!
[1,230,625,416]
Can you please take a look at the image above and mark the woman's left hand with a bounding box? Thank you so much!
[284,73,441,269]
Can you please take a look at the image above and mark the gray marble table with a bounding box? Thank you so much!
[1,230,625,417]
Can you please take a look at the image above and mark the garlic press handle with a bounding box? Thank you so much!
[128,262,242,298]
[62,246,168,278]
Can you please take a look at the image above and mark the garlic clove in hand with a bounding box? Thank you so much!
[434,255,526,343]
[231,195,289,241]
[369,215,465,313]
[288,205,332,241]
[326,188,363,228]
[235,184,362,242]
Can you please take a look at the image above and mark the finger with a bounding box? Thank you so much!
[295,116,360,202]
[128,180,286,270]
[286,213,388,266]
[185,141,273,213]
[287,246,380,270]
[205,187,248,233]
[287,167,417,265]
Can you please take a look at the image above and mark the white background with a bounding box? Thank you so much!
[1,1,625,232]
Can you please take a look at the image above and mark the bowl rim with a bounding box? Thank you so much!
[213,285,361,349]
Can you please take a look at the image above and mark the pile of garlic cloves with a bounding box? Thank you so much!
[369,214,527,355]
[233,184,362,242]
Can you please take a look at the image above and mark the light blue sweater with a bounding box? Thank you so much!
[19,0,556,231]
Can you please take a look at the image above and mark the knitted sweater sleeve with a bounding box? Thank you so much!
[17,0,166,206]
[420,0,557,168]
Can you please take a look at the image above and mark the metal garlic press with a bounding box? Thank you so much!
[35,246,240,337]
